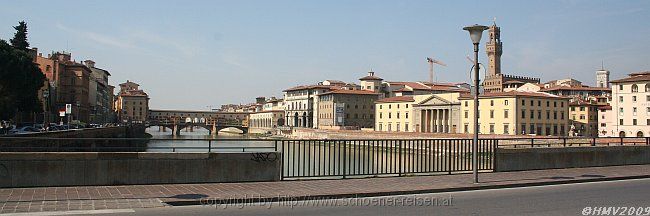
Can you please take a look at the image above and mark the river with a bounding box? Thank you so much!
[145,127,491,178]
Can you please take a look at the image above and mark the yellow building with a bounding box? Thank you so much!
[374,96,418,132]
[459,91,570,136]
[569,99,601,137]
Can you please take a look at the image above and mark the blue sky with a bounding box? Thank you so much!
[1,0,648,109]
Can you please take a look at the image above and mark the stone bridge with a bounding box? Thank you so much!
[147,120,248,136]
[147,109,251,136]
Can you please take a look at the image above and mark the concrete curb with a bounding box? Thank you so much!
[163,174,650,206]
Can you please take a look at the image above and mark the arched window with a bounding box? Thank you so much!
[632,84,638,92]
[637,131,644,137]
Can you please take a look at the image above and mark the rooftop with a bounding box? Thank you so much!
[610,71,650,83]
[376,96,415,103]
[459,91,565,99]
[319,89,379,96]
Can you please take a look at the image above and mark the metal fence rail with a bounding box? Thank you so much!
[496,137,650,148]
[0,137,277,152]
[279,139,496,179]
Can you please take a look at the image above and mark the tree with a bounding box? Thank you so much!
[0,40,45,120]
[9,21,29,52]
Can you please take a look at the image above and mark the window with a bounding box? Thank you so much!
[633,119,637,125]
[619,85,623,90]
[397,112,400,119]
[405,123,409,132]
[546,101,550,107]
[503,124,509,135]
[406,104,409,108]
[504,109,509,118]
[538,111,542,119]
[504,100,509,105]
[554,111,557,119]
[378,124,382,131]
[620,119,624,125]
[580,115,585,120]
[489,124,495,134]
[530,110,534,119]
[396,123,400,132]
[633,96,637,102]
[619,108,624,115]
[464,124,469,133]
[619,96,624,103]
[546,111,550,119]
[490,100,494,106]
[521,109,526,118]
[579,107,585,111]
[464,101,468,107]
[633,107,637,116]
[464,111,468,118]
[490,110,494,118]
[379,112,383,119]
[388,112,392,119]
[405,112,409,119]
[646,83,650,92]
[632,84,638,92]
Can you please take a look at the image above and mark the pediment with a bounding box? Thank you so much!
[417,95,452,106]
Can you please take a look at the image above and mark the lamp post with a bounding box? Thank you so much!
[463,24,488,184]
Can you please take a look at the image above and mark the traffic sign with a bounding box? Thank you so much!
[65,104,72,114]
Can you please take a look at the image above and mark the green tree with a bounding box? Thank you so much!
[9,21,29,52]
[0,40,45,120]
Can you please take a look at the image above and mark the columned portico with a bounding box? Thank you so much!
[413,93,462,134]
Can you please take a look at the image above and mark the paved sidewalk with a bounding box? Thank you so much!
[1,165,649,214]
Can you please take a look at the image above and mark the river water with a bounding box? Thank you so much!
[145,127,491,178]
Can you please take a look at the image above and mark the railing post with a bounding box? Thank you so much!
[563,137,566,147]
[591,137,596,146]
[447,140,452,175]
[620,137,623,146]
[531,138,534,148]
[208,140,212,153]
[342,141,347,179]
[398,140,403,177]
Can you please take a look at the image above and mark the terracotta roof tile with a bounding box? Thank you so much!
[610,71,650,83]
[319,89,379,96]
[376,96,415,103]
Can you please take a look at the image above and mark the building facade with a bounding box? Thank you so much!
[569,99,601,137]
[115,81,149,123]
[459,91,570,136]
[413,93,463,133]
[375,96,417,132]
[83,60,113,124]
[34,51,92,123]
[599,71,650,137]
[317,89,379,129]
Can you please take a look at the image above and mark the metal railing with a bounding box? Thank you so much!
[495,137,650,148]
[0,137,277,152]
[279,139,496,179]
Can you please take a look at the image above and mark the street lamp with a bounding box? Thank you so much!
[463,24,488,184]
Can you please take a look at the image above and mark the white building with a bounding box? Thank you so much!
[598,71,650,137]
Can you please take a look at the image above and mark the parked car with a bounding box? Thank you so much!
[8,126,41,134]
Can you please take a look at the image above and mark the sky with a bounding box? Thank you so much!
[1,0,649,110]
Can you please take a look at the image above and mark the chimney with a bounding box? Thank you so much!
[368,71,375,77]
[84,60,96,68]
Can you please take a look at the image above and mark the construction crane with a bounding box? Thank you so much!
[426,56,447,83]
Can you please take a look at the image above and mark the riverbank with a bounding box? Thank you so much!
[282,128,550,140]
